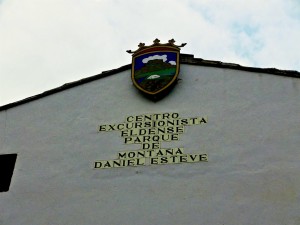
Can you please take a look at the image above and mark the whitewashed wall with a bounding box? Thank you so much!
[0,64,300,225]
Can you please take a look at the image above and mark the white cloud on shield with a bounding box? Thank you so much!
[169,61,176,65]
[142,55,167,64]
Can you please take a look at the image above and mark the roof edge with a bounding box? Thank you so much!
[1,54,300,111]
[0,64,131,111]
[180,54,300,78]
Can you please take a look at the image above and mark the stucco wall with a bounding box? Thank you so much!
[0,64,300,225]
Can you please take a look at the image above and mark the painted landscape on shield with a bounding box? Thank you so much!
[134,52,178,93]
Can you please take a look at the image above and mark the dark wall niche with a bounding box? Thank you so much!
[0,154,17,192]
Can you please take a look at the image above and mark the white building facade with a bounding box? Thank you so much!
[0,54,300,225]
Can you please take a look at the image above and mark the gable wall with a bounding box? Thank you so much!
[0,65,300,225]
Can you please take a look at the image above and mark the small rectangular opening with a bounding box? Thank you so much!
[0,154,17,192]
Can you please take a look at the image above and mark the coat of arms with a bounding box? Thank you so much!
[127,39,186,99]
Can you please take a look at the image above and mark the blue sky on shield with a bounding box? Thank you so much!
[0,0,300,106]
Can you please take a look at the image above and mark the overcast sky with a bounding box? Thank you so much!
[1,0,300,106]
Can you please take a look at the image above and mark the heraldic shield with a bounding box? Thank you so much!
[127,39,186,97]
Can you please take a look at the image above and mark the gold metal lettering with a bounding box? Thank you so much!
[96,113,208,169]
